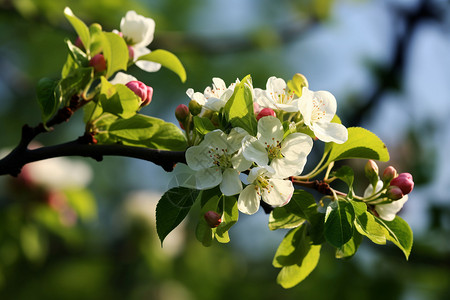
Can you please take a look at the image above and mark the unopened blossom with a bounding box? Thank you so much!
[256,108,276,121]
[185,128,251,195]
[390,173,414,195]
[119,11,161,72]
[89,54,106,73]
[238,166,293,215]
[364,180,408,221]
[242,116,313,178]
[186,78,238,112]
[299,87,348,144]
[255,76,300,112]
[126,81,153,106]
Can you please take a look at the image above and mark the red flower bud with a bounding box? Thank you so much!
[126,81,153,106]
[204,211,221,228]
[382,166,397,183]
[256,108,276,121]
[89,54,107,73]
[386,186,404,200]
[175,104,190,122]
[253,102,262,115]
[390,173,414,195]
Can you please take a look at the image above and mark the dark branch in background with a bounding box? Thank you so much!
[346,0,444,127]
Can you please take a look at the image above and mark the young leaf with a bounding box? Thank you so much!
[36,78,59,125]
[64,7,90,53]
[335,231,362,259]
[324,199,355,248]
[100,32,129,79]
[324,127,390,165]
[215,196,239,239]
[286,73,308,96]
[138,49,187,83]
[156,187,200,245]
[58,67,94,105]
[99,77,140,119]
[193,116,216,136]
[223,75,257,136]
[376,216,413,259]
[65,38,88,67]
[351,201,388,245]
[268,208,306,231]
[332,166,354,191]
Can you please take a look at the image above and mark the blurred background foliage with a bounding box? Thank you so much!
[0,0,450,299]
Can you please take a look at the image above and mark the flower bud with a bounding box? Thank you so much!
[386,186,404,200]
[253,102,262,115]
[210,113,219,127]
[365,160,379,187]
[75,36,85,51]
[390,173,414,195]
[175,104,190,122]
[128,45,134,61]
[141,85,153,107]
[382,166,397,183]
[89,54,107,73]
[126,80,148,102]
[256,108,276,121]
[204,211,221,228]
[189,100,202,116]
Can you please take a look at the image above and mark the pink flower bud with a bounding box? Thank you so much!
[89,54,107,73]
[204,211,221,228]
[253,102,262,115]
[256,108,276,121]
[382,166,397,183]
[386,186,404,200]
[175,104,190,122]
[126,81,153,106]
[390,173,414,195]
[75,36,85,51]
[128,45,134,61]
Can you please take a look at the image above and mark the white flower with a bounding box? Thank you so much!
[299,87,348,144]
[186,78,238,112]
[185,128,251,195]
[119,10,161,72]
[238,166,293,215]
[109,72,137,85]
[364,180,408,221]
[255,76,300,112]
[242,116,313,178]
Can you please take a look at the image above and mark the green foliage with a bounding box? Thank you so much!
[325,127,390,164]
[376,216,413,259]
[156,187,200,245]
[100,32,129,79]
[36,78,59,125]
[223,75,257,136]
[324,199,355,248]
[64,7,91,53]
[193,116,216,136]
[99,77,140,119]
[58,67,94,105]
[138,49,187,83]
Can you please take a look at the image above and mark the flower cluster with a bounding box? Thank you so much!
[174,75,348,215]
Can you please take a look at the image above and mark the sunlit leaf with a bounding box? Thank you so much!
[64,7,90,52]
[138,49,187,83]
[324,199,355,248]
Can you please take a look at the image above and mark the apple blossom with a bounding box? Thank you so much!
[364,180,408,221]
[242,116,313,178]
[238,166,293,215]
[390,173,414,195]
[255,76,300,112]
[119,10,161,72]
[299,87,348,144]
[185,128,252,196]
[186,78,238,112]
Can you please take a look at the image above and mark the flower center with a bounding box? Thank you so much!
[208,147,232,170]
[254,175,274,195]
[264,139,283,162]
[270,89,295,104]
[311,97,326,122]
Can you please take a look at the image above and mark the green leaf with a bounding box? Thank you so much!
[64,188,97,222]
[100,114,187,151]
[376,216,413,259]
[269,190,317,230]
[99,77,140,119]
[61,54,77,79]
[58,67,94,105]
[335,231,362,259]
[196,187,221,246]
[324,199,355,248]
[156,187,200,245]
[89,23,103,56]
[36,78,59,125]
[100,31,129,79]
[138,49,187,83]
[83,99,103,124]
[287,73,308,96]
[64,7,90,52]
[193,116,216,136]
[351,201,388,245]
[324,127,390,165]
[215,196,239,240]
[273,225,321,288]
[223,75,258,136]
[332,166,354,189]
[65,38,88,67]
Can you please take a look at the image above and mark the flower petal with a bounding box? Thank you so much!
[314,90,337,122]
[312,122,348,144]
[168,163,197,189]
[204,130,229,152]
[375,195,408,221]
[195,167,222,190]
[220,168,243,196]
[121,11,155,48]
[185,145,214,171]
[281,133,313,165]
[242,136,269,167]
[262,178,293,206]
[237,184,260,215]
[134,48,162,72]
[298,87,314,126]
[231,149,252,172]
[257,116,284,147]
[227,127,250,153]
